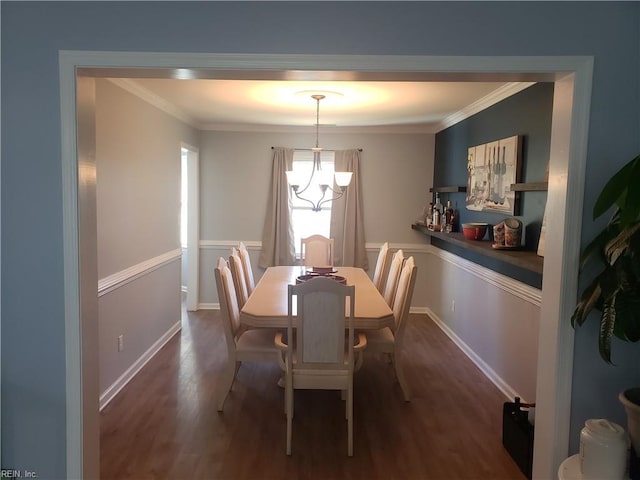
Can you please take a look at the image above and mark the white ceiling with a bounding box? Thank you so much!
[114,78,533,132]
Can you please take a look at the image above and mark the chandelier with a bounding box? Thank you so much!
[286,94,353,212]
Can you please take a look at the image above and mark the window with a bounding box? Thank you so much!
[290,150,335,256]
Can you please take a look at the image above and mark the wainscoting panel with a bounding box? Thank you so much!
[423,246,540,403]
[98,253,182,406]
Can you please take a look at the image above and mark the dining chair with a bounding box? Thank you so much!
[238,242,256,295]
[300,234,334,267]
[214,257,280,411]
[229,248,250,309]
[365,256,417,401]
[382,249,405,308]
[372,242,390,293]
[275,276,367,456]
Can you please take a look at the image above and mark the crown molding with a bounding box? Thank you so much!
[109,78,532,135]
[107,78,200,128]
[199,123,437,134]
[436,82,535,132]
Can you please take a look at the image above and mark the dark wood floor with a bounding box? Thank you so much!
[100,307,526,480]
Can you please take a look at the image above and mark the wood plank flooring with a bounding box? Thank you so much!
[100,308,526,479]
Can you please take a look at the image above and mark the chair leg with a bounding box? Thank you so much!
[347,385,353,457]
[217,360,238,411]
[391,353,411,402]
[286,383,293,455]
[355,351,364,371]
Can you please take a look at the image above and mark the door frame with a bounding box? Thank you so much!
[60,52,593,479]
[180,142,200,311]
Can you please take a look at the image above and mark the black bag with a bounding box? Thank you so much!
[502,397,535,479]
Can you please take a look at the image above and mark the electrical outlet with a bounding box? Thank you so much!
[451,300,456,313]
[118,334,124,352]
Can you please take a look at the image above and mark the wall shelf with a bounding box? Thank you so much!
[429,186,467,193]
[510,182,548,192]
[411,223,544,275]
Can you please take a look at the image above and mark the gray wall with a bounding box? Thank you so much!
[96,79,199,395]
[97,79,198,276]
[200,129,433,243]
[2,2,639,477]
[424,249,540,403]
[198,128,433,304]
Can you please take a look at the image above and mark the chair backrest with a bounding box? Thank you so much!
[238,242,255,294]
[372,242,390,292]
[391,256,417,342]
[382,249,405,308]
[288,277,355,369]
[214,257,241,353]
[229,248,249,309]
[300,235,334,267]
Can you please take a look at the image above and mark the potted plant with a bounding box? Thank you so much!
[571,152,640,461]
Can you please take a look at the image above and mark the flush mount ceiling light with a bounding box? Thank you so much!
[285,94,353,212]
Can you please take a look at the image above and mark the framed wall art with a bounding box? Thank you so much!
[465,135,522,215]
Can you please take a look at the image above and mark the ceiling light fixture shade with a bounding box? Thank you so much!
[286,94,353,212]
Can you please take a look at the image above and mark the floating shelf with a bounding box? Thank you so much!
[411,223,543,276]
[429,186,467,193]
[510,182,548,192]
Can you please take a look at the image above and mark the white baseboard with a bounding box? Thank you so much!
[409,306,430,315]
[198,303,220,310]
[424,307,526,404]
[99,320,182,411]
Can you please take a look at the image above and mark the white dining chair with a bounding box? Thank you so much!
[372,242,390,293]
[238,242,256,294]
[300,234,334,267]
[229,248,250,309]
[382,249,405,308]
[365,256,417,401]
[214,257,280,411]
[275,276,367,456]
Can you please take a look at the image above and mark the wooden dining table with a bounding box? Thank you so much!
[240,266,394,330]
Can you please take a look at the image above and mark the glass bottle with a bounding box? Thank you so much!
[424,202,433,226]
[433,193,443,229]
[445,200,454,233]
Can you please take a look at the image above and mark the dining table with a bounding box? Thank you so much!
[240,266,394,330]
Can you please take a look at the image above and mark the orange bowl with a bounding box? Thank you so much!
[462,222,489,241]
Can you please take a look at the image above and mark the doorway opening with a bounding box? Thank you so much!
[61,53,593,479]
[180,143,200,312]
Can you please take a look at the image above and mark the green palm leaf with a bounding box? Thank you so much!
[573,153,640,363]
[572,279,602,327]
[606,223,640,265]
[599,296,617,363]
[593,154,640,220]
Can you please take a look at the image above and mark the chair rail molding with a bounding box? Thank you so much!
[199,240,432,255]
[200,239,261,249]
[427,245,542,307]
[97,249,182,297]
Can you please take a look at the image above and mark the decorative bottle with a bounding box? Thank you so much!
[425,202,433,227]
[433,193,444,230]
[445,200,454,233]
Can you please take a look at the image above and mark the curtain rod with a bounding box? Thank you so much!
[271,147,363,152]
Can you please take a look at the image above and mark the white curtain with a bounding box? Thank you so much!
[330,149,368,269]
[259,147,296,267]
